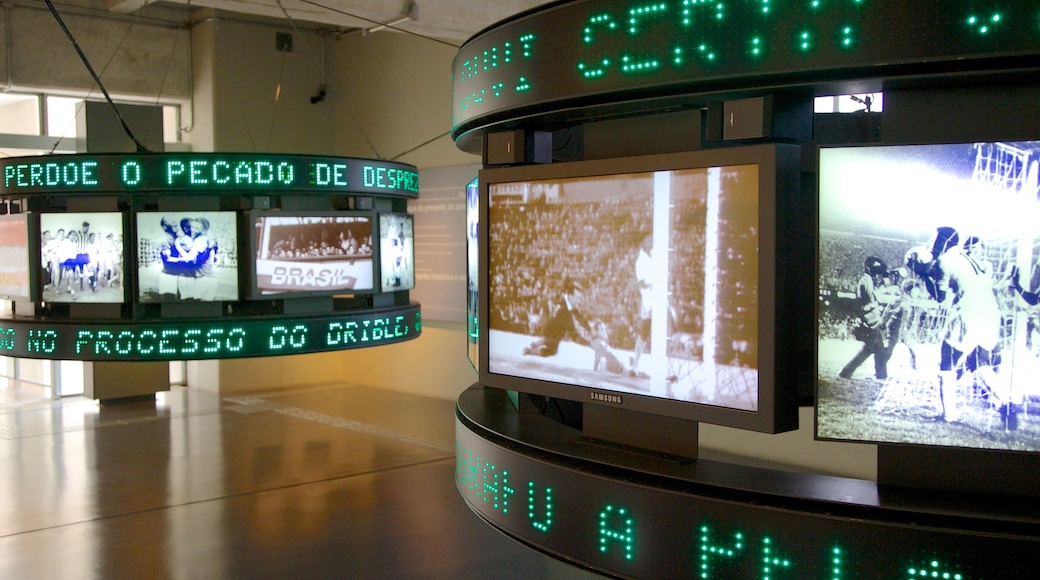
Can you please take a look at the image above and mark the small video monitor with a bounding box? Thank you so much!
[40,212,125,303]
[379,213,415,292]
[136,211,239,303]
[252,213,374,297]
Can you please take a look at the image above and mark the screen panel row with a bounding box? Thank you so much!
[0,210,415,304]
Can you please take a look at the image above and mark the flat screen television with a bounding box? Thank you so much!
[0,214,33,301]
[467,176,480,373]
[40,212,125,304]
[378,213,414,292]
[817,140,1040,452]
[479,144,803,433]
[250,212,373,297]
[136,211,239,303]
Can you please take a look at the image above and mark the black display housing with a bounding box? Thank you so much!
[479,144,805,433]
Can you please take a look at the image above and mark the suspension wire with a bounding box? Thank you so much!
[297,0,460,49]
[48,17,137,154]
[146,0,193,145]
[273,0,324,87]
[43,0,150,152]
[270,0,382,158]
[390,130,452,162]
[267,49,289,151]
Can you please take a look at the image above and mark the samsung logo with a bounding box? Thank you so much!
[590,392,622,405]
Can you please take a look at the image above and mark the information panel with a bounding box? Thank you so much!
[0,153,419,197]
[0,304,420,361]
[452,0,1040,133]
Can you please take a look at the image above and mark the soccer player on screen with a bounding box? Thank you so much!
[906,227,1001,423]
[839,256,900,381]
[631,233,653,378]
[522,278,592,358]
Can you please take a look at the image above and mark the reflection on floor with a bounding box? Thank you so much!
[0,384,602,579]
[0,377,50,406]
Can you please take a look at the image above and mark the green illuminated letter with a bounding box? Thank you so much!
[527,482,554,532]
[189,160,208,184]
[598,505,635,561]
[226,328,245,352]
[204,328,224,353]
[167,161,185,184]
[82,161,98,185]
[115,330,134,355]
[234,161,253,184]
[334,163,348,186]
[74,330,92,354]
[137,330,157,355]
[289,324,306,348]
[457,448,479,492]
[62,162,79,186]
[269,325,288,350]
[94,330,113,354]
[160,329,179,354]
[45,163,61,186]
[277,161,294,184]
[761,537,793,578]
[0,328,14,350]
[314,163,331,186]
[698,524,744,578]
[122,161,142,186]
[212,160,231,184]
[477,461,515,513]
[182,329,201,354]
[906,559,964,580]
[577,13,618,79]
[256,161,274,185]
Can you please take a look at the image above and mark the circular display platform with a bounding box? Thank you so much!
[0,152,421,360]
[456,386,1040,579]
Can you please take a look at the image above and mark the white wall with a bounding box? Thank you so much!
[331,31,478,167]
[216,28,479,398]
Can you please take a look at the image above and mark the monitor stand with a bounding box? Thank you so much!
[583,403,699,461]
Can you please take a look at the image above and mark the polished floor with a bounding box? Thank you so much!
[0,382,602,579]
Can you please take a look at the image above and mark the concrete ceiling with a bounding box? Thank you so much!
[113,0,551,45]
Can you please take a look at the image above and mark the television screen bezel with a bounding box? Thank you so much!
[135,210,241,304]
[39,211,128,304]
[0,213,36,302]
[814,139,1040,454]
[246,210,376,300]
[376,212,415,293]
[478,144,802,433]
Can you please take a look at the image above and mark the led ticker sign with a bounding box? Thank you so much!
[0,153,419,197]
[456,410,1040,579]
[0,304,419,361]
[452,0,1040,133]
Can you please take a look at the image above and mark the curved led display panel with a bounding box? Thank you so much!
[451,0,1040,139]
[456,386,1040,579]
[0,153,419,197]
[0,152,421,361]
[0,304,419,361]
